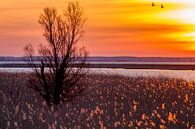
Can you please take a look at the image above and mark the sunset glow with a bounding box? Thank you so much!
[0,0,195,56]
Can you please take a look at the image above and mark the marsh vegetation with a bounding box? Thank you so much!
[0,73,194,128]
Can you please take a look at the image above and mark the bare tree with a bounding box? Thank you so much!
[24,2,87,105]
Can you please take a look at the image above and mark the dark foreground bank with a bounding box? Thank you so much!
[1,63,195,70]
[0,73,194,128]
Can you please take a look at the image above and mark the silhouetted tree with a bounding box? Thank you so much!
[24,2,87,105]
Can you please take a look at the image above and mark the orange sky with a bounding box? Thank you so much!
[0,0,195,57]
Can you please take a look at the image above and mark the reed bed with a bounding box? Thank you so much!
[0,73,194,128]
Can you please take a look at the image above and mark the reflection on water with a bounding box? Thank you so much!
[1,68,195,81]
[89,69,195,81]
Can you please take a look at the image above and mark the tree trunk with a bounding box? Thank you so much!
[53,70,64,104]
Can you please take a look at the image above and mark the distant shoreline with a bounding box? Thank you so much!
[1,56,195,70]
[1,56,195,62]
[0,63,195,70]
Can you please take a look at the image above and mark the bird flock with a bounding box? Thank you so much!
[152,2,164,8]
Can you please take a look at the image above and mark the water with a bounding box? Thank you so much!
[0,61,39,64]
[87,62,195,65]
[89,68,195,81]
[0,68,195,81]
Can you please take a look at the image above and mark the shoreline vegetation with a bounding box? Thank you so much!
[0,72,194,128]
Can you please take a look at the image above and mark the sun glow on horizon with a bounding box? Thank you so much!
[166,0,195,3]
[157,5,195,51]
[165,8,195,24]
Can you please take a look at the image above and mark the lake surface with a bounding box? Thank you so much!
[0,68,195,81]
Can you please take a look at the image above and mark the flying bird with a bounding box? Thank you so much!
[152,2,155,6]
